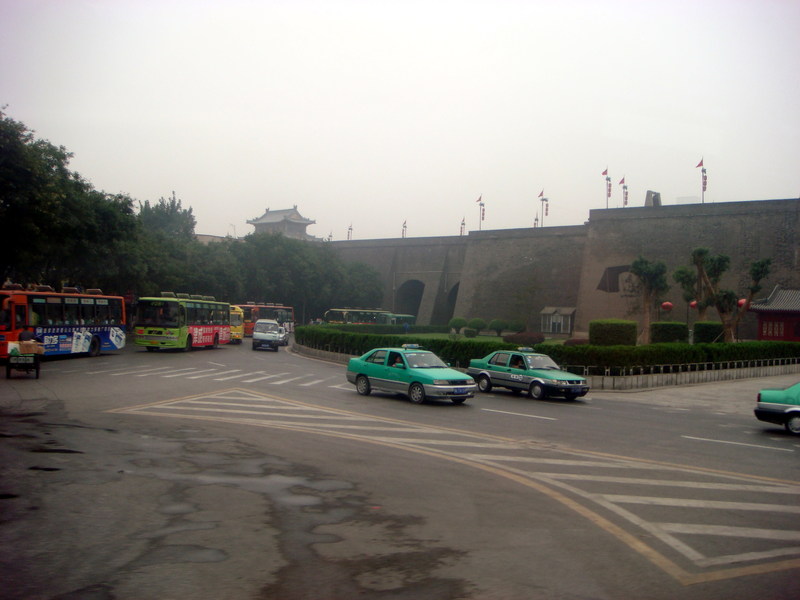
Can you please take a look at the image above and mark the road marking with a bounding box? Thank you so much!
[187,369,239,379]
[300,377,334,386]
[162,368,211,378]
[214,372,249,381]
[109,366,175,376]
[481,408,557,421]
[241,372,289,383]
[603,495,800,513]
[683,435,794,452]
[271,375,306,385]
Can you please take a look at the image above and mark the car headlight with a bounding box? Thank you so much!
[542,378,560,385]
[432,380,449,385]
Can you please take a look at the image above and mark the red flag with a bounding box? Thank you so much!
[619,177,625,185]
[601,168,608,176]
[696,158,704,168]
[476,195,482,203]
[538,190,544,198]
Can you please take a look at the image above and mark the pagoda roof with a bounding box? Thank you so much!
[749,285,800,313]
[247,206,315,226]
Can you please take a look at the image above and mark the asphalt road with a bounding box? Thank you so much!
[1,340,799,600]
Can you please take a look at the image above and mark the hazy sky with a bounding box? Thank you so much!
[2,0,799,240]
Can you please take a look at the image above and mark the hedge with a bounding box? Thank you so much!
[589,319,637,346]
[294,326,800,371]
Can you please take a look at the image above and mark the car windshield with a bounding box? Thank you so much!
[404,352,447,368]
[255,322,278,333]
[527,355,560,369]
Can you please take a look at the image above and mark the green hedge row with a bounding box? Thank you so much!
[295,326,800,370]
[322,324,450,335]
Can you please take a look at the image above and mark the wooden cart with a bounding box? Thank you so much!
[6,353,41,379]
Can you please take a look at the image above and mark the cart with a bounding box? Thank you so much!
[6,353,41,379]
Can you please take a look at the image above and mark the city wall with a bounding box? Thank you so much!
[330,199,800,337]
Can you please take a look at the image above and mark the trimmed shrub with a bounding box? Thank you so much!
[564,338,589,346]
[589,319,637,346]
[503,331,545,346]
[467,318,487,334]
[694,321,724,343]
[464,328,478,338]
[448,317,468,333]
[488,318,508,336]
[651,321,689,343]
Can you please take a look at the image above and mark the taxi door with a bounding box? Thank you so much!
[384,351,411,393]
[506,353,530,393]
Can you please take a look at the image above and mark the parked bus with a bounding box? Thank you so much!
[229,305,244,344]
[1,284,126,359]
[134,292,231,351]
[239,303,295,336]
[323,308,390,324]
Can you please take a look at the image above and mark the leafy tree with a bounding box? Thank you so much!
[467,317,487,334]
[488,318,508,336]
[629,256,670,344]
[448,317,467,333]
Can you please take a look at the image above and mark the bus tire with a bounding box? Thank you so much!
[88,336,101,357]
[183,336,192,351]
[212,334,219,349]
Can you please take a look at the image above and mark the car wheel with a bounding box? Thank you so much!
[785,414,800,435]
[529,382,545,400]
[477,375,492,393]
[408,382,426,404]
[356,375,371,396]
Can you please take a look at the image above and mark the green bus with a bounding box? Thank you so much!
[134,292,231,351]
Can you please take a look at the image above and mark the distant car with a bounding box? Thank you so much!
[467,348,589,400]
[345,345,476,404]
[754,382,800,434]
[252,319,285,352]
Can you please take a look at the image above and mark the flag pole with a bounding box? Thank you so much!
[476,195,484,231]
[602,168,610,208]
[696,158,706,203]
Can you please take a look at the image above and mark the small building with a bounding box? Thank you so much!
[540,306,576,335]
[247,206,317,240]
[748,285,800,342]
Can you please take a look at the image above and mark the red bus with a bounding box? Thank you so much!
[237,303,295,336]
[134,293,230,351]
[1,284,126,359]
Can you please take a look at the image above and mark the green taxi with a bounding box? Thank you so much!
[466,348,589,400]
[346,345,476,404]
[754,382,800,434]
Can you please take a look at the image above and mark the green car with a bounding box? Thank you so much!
[754,382,800,434]
[346,345,476,404]
[467,348,589,400]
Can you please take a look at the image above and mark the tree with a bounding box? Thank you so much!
[448,317,467,333]
[488,318,508,336]
[467,317,487,335]
[629,256,670,344]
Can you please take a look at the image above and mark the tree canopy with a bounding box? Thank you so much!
[0,109,384,321]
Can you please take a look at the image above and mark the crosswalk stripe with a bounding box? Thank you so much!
[603,495,800,513]
[187,369,239,379]
[162,368,211,378]
[241,372,290,383]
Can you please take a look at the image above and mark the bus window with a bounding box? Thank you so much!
[64,298,80,324]
[80,298,96,324]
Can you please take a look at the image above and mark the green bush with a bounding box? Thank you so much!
[507,320,525,333]
[503,331,545,346]
[488,318,508,336]
[448,317,468,333]
[589,319,637,346]
[464,328,478,338]
[467,318,487,334]
[651,321,689,343]
[694,321,724,343]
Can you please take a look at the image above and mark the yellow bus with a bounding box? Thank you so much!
[229,305,244,344]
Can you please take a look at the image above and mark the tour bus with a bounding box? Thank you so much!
[134,292,231,351]
[229,305,244,344]
[240,303,295,336]
[0,284,126,360]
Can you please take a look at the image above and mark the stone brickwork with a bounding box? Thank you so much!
[329,199,800,337]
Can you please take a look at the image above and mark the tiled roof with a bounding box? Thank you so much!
[247,206,315,225]
[749,286,800,313]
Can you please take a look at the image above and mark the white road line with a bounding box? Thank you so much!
[271,376,306,385]
[603,495,800,513]
[187,369,240,379]
[659,523,800,541]
[369,437,514,449]
[481,408,557,421]
[300,377,333,386]
[213,372,249,381]
[682,435,794,452]
[108,366,175,376]
[162,368,210,378]
[329,383,352,390]
[538,473,800,494]
[242,372,289,383]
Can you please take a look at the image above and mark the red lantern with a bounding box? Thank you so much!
[689,300,698,309]
[737,298,747,307]
[661,301,673,311]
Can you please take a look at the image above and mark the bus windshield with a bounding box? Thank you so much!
[136,299,181,328]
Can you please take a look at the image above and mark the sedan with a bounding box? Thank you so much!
[467,348,589,400]
[754,382,800,434]
[345,345,476,404]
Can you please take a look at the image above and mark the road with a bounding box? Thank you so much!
[1,340,799,600]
